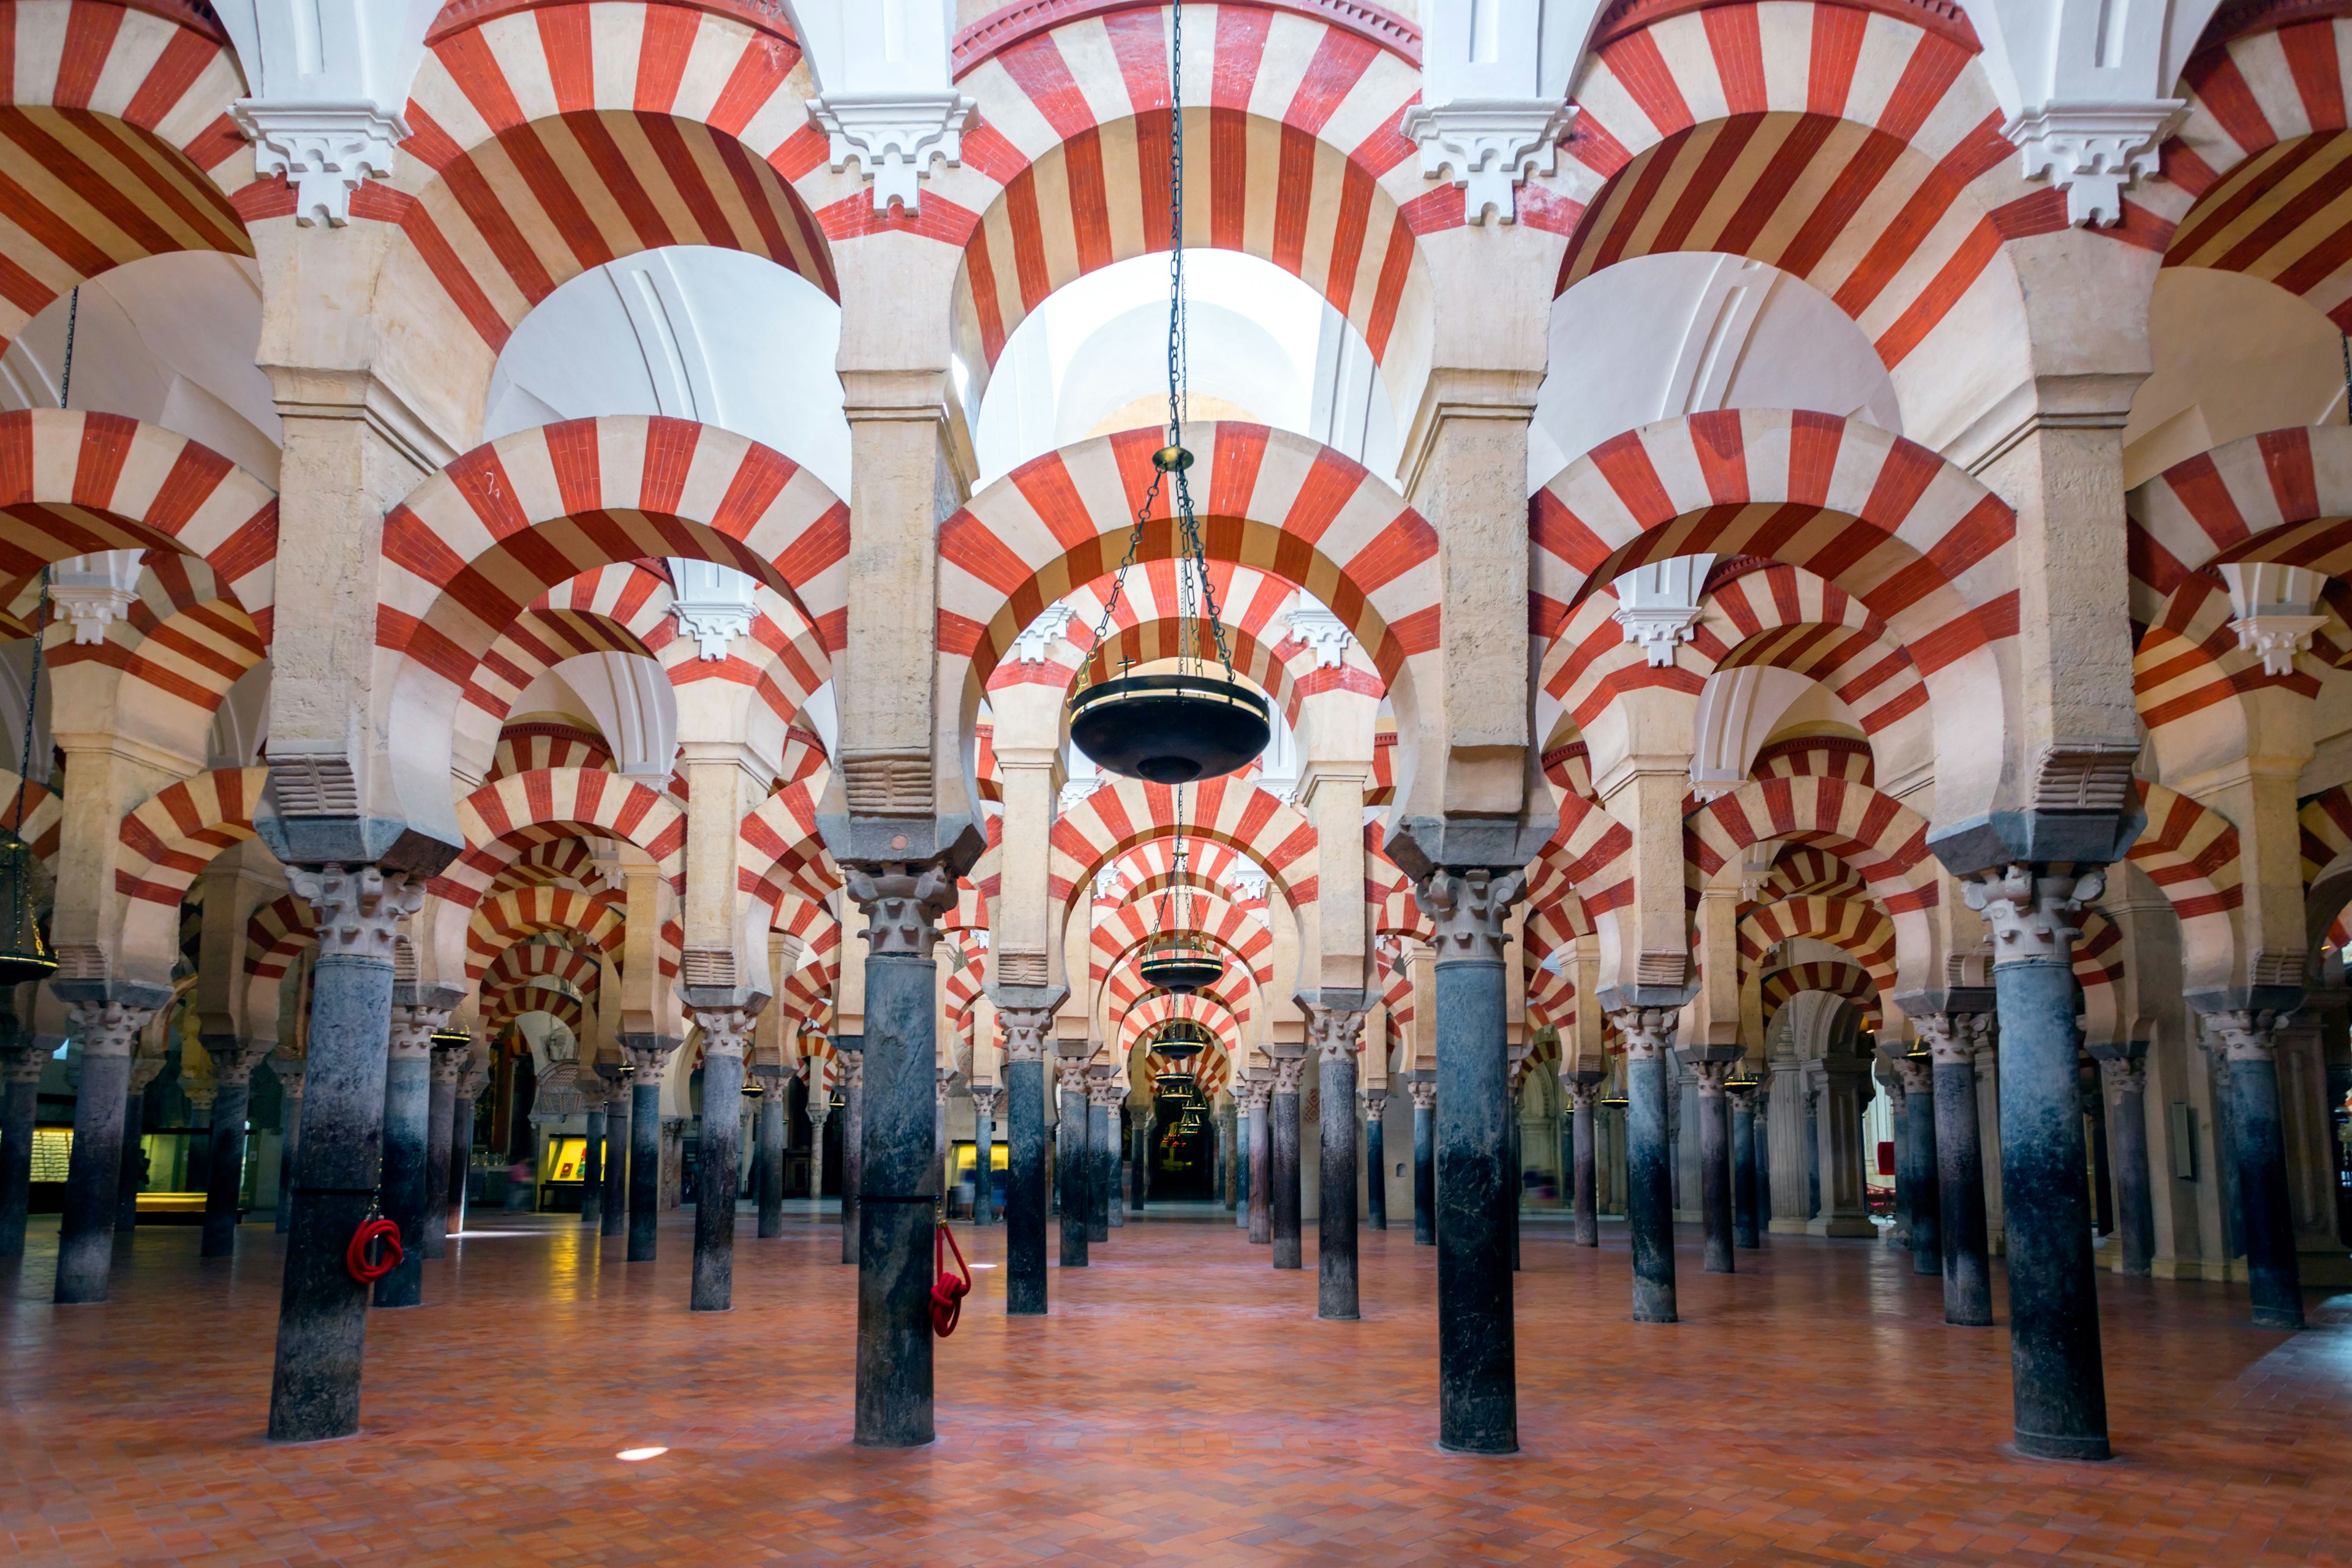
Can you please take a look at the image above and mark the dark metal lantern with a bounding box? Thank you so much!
[1137,932,1224,994]
[0,832,53,987]
[1068,671,1270,785]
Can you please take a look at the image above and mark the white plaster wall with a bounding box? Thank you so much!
[2124,268,2348,491]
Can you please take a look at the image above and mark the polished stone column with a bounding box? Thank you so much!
[2089,1043,2150,1277]
[1268,1050,1306,1270]
[1311,1007,1366,1318]
[451,1053,484,1240]
[423,1036,465,1256]
[1087,1077,1118,1244]
[1918,1013,1992,1323]
[1728,1079,1759,1250]
[623,1038,680,1262]
[1879,1058,1911,1251]
[1420,868,1524,1455]
[998,1010,1052,1314]
[690,1007,756,1311]
[1566,1072,1600,1246]
[1614,1009,1679,1323]
[936,1067,953,1205]
[1362,1088,1388,1231]
[600,1072,630,1238]
[755,1071,786,1236]
[118,1054,166,1232]
[375,1003,449,1308]
[1223,1101,1240,1216]
[2200,1011,2306,1329]
[837,1044,864,1266]
[1804,1084,1822,1219]
[272,1056,304,1235]
[1243,1076,1272,1244]
[1694,1057,1735,1273]
[1408,1074,1436,1245]
[53,1001,154,1303]
[0,1044,42,1256]
[1894,1050,1940,1278]
[843,865,957,1450]
[1965,866,2111,1461]
[200,1039,273,1257]
[968,1083,999,1226]
[266,864,424,1443]
[1055,1055,1090,1267]
[1131,1112,1150,1210]
[1507,1091,1523,1272]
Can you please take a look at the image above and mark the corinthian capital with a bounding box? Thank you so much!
[2,1045,45,1085]
[691,1007,759,1061]
[1303,1003,1367,1062]
[998,1008,1055,1064]
[69,1001,153,1060]
[1270,1054,1308,1096]
[388,1003,451,1058]
[621,1035,681,1083]
[1406,1077,1437,1112]
[2200,1009,2283,1063]
[968,1084,1002,1120]
[1915,1011,1990,1066]
[1412,868,1526,962]
[845,862,957,957]
[1961,864,2102,960]
[1607,1008,1679,1061]
[287,864,424,962]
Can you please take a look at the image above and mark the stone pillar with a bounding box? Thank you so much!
[688,1006,756,1311]
[579,1106,606,1231]
[1055,1054,1090,1268]
[1879,1058,1911,1251]
[937,1066,954,1207]
[1613,1009,1680,1322]
[837,1044,864,1266]
[1921,1014,1993,1325]
[1087,1076,1118,1244]
[272,1056,304,1235]
[1309,1006,1366,1317]
[197,1040,268,1256]
[375,1001,450,1308]
[2089,1042,2152,1278]
[601,1072,631,1239]
[423,1036,465,1256]
[1752,1085,1771,1222]
[998,1009,1052,1314]
[1105,1097,1125,1229]
[119,1052,165,1232]
[1804,1084,1822,1219]
[1223,1100,1240,1216]
[266,864,424,1444]
[0,1044,43,1256]
[1895,1051,1940,1278]
[1362,1089,1389,1231]
[968,1084,1000,1226]
[1566,1072,1600,1246]
[759,1072,792,1235]
[1268,1049,1306,1270]
[1728,1080,1759,1250]
[2199,1011,2306,1329]
[1807,1060,1874,1237]
[1408,1074,1437,1245]
[1964,866,2112,1461]
[622,1038,681,1262]
[1419,867,1525,1455]
[1131,1111,1149,1211]
[1692,1057,1735,1274]
[451,1055,484,1241]
[1243,1077,1273,1245]
[52,1001,154,1303]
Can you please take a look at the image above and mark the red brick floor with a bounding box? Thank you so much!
[3,1209,2348,1566]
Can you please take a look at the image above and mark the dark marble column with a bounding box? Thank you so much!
[1408,1074,1436,1245]
[374,1005,445,1309]
[55,1001,157,1304]
[1753,1090,1771,1222]
[1310,1007,1366,1319]
[1694,1057,1735,1273]
[1,1045,42,1256]
[273,1059,304,1235]
[2201,1012,2306,1329]
[1804,1084,1822,1219]
[1894,1052,1940,1278]
[600,1074,630,1239]
[1880,1059,1912,1253]
[837,1043,864,1267]
[1055,1057,1090,1267]
[1507,1097,1522,1272]
[1234,1100,1253,1230]
[1420,868,1523,1456]
[1615,1012,1679,1324]
[623,1041,677,1262]
[1922,1016,1989,1333]
[1246,1079,1273,1244]
[423,1037,464,1256]
[202,1040,270,1257]
[1224,1102,1241,1216]
[579,1106,605,1231]
[1567,1073,1600,1246]
[116,1068,156,1233]
[1269,1050,1305,1270]
[968,1083,998,1226]
[450,1057,482,1242]
[843,865,956,1449]
[1132,1113,1150,1210]
[1363,1089,1388,1231]
[1728,1080,1759,1250]
[1087,1082,1114,1243]
[755,1070,786,1237]
[2089,1042,2150,1278]
[998,1009,1052,1315]
[688,1009,753,1312]
[1964,866,2111,1462]
[266,863,425,1443]
[1106,1095,1126,1229]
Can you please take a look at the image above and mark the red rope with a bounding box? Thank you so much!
[929,1222,971,1337]
[345,1218,404,1284]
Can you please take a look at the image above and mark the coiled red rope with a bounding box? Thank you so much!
[345,1218,404,1284]
[929,1222,971,1337]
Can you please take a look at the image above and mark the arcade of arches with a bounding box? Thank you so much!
[3,0,2352,1562]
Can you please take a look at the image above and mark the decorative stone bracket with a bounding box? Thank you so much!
[1961,864,2103,960]
[1608,1007,1679,1060]
[807,90,976,214]
[2199,1008,2283,1063]
[1400,99,1574,225]
[2005,102,2184,228]
[288,864,424,962]
[1414,868,1526,962]
[233,102,410,228]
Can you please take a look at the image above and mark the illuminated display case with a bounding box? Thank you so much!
[545,1135,589,1183]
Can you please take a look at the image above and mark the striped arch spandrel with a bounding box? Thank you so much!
[377,414,846,850]
[1532,407,2018,825]
[1554,0,2046,442]
[110,763,269,990]
[1048,773,1318,919]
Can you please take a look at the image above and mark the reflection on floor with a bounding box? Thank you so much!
[2,1212,2346,1565]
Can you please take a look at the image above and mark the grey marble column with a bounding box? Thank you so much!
[375,1001,452,1308]
[837,1043,864,1267]
[623,1038,680,1262]
[0,1044,42,1256]
[201,1039,272,1257]
[1362,1088,1388,1231]
[1087,1078,1117,1243]
[998,1009,1054,1315]
[601,1072,631,1238]
[423,1036,465,1256]
[802,1073,832,1232]
[1693,1056,1736,1273]
[2201,1011,2306,1330]
[1408,1073,1436,1245]
[968,1083,999,1226]
[689,1006,757,1312]
[1921,1014,1992,1324]
[1309,1004,1366,1319]
[1223,1101,1240,1214]
[1055,1056,1090,1267]
[53,1001,154,1303]
[1894,1051,1940,1278]
[2089,1042,2151,1278]
[1728,1080,1759,1250]
[1244,1077,1272,1244]
[1268,1050,1306,1270]
[451,1054,484,1241]
[271,1055,304,1235]
[754,1071,783,1237]
[1615,1011,1680,1324]
[1566,1072,1600,1246]
[116,1055,165,1234]
[1132,1111,1150,1210]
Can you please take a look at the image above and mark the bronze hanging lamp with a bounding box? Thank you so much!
[0,287,71,990]
[1134,786,1224,995]
[1065,0,1270,786]
[1150,1019,1211,1061]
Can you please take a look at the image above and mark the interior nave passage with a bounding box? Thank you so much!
[0,0,2349,1520]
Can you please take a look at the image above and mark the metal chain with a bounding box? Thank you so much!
[11,569,47,831]
[59,287,77,411]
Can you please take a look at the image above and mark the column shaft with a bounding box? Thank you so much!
[448,1088,475,1240]
[2227,1052,2305,1329]
[1005,1057,1046,1313]
[856,949,940,1448]
[601,1090,630,1238]
[1270,1080,1302,1269]
[2106,1075,2152,1278]
[1412,1096,1436,1245]
[757,1090,784,1238]
[1934,1052,1992,1324]
[375,1046,429,1308]
[628,1079,662,1261]
[579,1108,605,1231]
[54,1048,130,1302]
[1366,1102,1387,1231]
[1319,1051,1358,1318]
[1700,1084,1732,1273]
[1,1061,39,1255]
[202,1080,253,1258]
[1573,1097,1597,1246]
[1626,1043,1677,1322]
[1088,1099,1110,1243]
[275,1088,300,1235]
[424,1070,456,1255]
[1731,1096,1758,1250]
[115,1091,145,1232]
[1248,1100,1271,1243]
[1904,1076,1940,1278]
[1058,1079,1089,1267]
[840,1049,863,1267]
[1435,954,1513,1453]
[692,1047,744,1311]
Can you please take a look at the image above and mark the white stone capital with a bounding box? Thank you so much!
[1009,603,1076,665]
[997,1007,1055,1064]
[287,864,423,962]
[808,89,974,214]
[69,1001,155,1063]
[1608,1007,1679,1061]
[2200,1008,2283,1063]
[1282,597,1355,669]
[844,862,956,957]
[1961,864,2103,960]
[692,1007,758,1061]
[49,551,143,645]
[1413,868,1526,962]
[1400,98,1574,225]
[233,100,409,227]
[2003,101,2183,228]
[1610,602,1704,667]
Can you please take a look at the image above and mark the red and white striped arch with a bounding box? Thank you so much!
[1049,774,1317,913]
[1760,842,1868,902]
[462,602,657,734]
[241,889,311,979]
[382,1,835,355]
[1749,735,1877,786]
[380,417,848,699]
[1089,892,1273,989]
[1736,894,1897,990]
[1760,957,1879,1028]
[2134,570,2347,763]
[2126,425,2352,618]
[434,766,687,910]
[36,551,265,729]
[737,778,835,914]
[466,884,625,979]
[111,763,266,983]
[489,721,616,780]
[2073,908,2127,1047]
[2130,779,2247,997]
[482,931,603,998]
[1117,989,1242,1073]
[949,3,1439,383]
[1523,792,1637,924]
[1557,1,2035,371]
[0,1,254,355]
[0,412,277,630]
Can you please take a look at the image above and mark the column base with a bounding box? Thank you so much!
[1806,1216,1876,1238]
[2013,1431,2113,1463]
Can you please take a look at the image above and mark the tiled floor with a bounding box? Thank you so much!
[3,1208,2347,1566]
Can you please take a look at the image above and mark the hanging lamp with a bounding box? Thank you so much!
[1065,0,1270,786]
[1134,784,1224,996]
[1151,1020,1211,1061]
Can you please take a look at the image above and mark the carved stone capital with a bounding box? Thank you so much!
[1054,1059,1091,1098]
[1608,1007,1679,1061]
[691,1007,758,1061]
[1406,1077,1438,1111]
[997,1006,1055,1064]
[1561,1075,1598,1111]
[233,101,409,227]
[1400,98,1574,225]
[839,1052,865,1091]
[287,864,424,963]
[69,1001,153,1060]
[805,1088,833,1129]
[1892,1054,1934,1096]
[1305,1005,1368,1063]
[2,1045,45,1086]
[968,1083,1002,1120]
[1087,1076,1125,1109]
[429,1038,469,1085]
[2199,1009,2283,1063]
[388,1004,451,1059]
[203,1035,276,1087]
[2092,1047,2148,1102]
[621,1036,681,1083]
[807,89,976,214]
[459,1057,491,1099]
[1915,1011,1991,1066]
[1233,1077,1272,1114]
[845,862,957,957]
[1413,867,1526,963]
[1270,1055,1308,1096]
[1961,864,2103,961]
[1691,1058,1736,1098]
[940,1065,960,1104]
[1359,1088,1387,1117]
[2005,101,2183,228]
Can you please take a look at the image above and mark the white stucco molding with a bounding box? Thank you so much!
[50,552,144,646]
[2219,560,2329,677]
[2004,102,2184,227]
[215,0,438,227]
[1282,592,1355,669]
[668,559,760,661]
[808,91,976,214]
[1608,554,1715,668]
[1400,99,1575,225]
[1405,0,1602,225]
